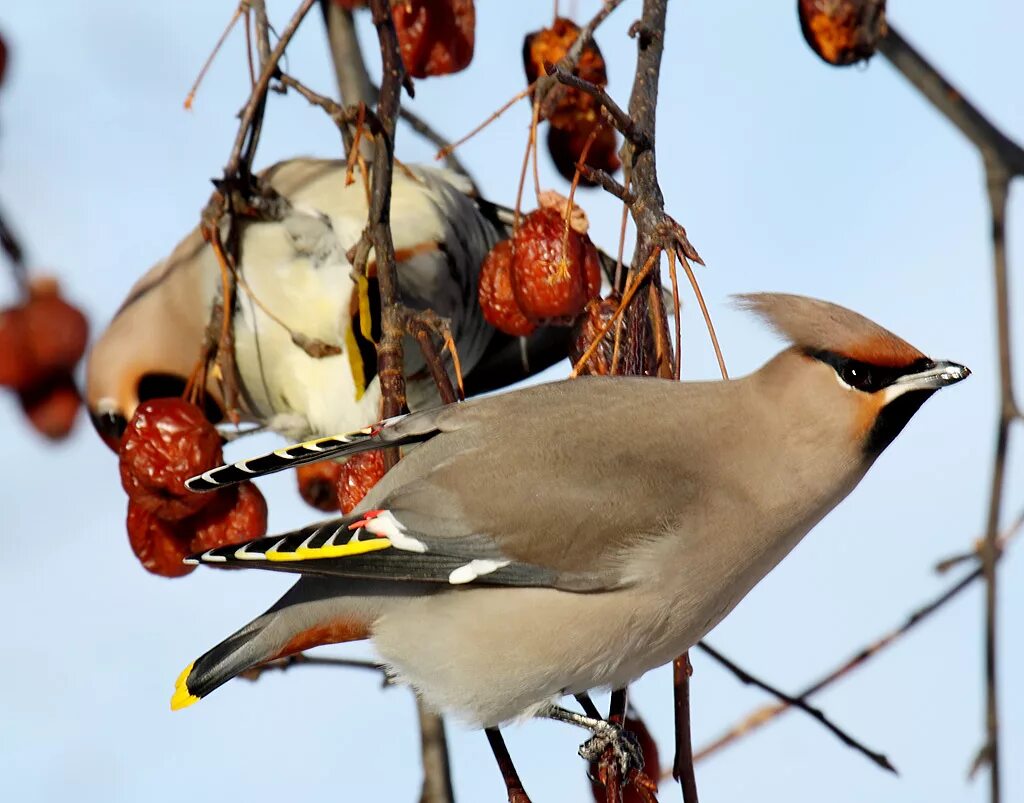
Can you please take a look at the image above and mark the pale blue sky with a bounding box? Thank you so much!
[1,2,1022,801]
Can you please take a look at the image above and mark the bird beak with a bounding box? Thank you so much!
[889,360,971,396]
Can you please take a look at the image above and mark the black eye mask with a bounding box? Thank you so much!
[808,350,934,394]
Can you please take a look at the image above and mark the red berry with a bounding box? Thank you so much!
[523,18,609,128]
[126,501,195,578]
[511,208,599,321]
[188,482,268,553]
[297,461,343,512]
[19,372,80,440]
[798,0,887,66]
[119,398,223,521]
[394,0,475,78]
[478,239,536,337]
[546,122,621,185]
[0,307,39,389]
[22,278,89,374]
[336,450,386,514]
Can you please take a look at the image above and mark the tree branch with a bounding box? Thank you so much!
[696,643,896,773]
[0,201,28,295]
[877,26,1024,177]
[693,508,1024,766]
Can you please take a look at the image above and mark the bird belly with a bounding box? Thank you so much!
[371,585,704,728]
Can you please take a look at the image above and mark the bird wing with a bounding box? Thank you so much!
[187,376,720,591]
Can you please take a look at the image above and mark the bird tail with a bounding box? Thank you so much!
[170,578,373,710]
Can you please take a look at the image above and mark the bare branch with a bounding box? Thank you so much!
[319,0,374,108]
[0,202,28,295]
[696,643,896,773]
[545,65,650,149]
[878,26,1024,177]
[694,508,1024,765]
[672,654,699,802]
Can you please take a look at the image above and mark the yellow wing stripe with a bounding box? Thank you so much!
[264,536,392,562]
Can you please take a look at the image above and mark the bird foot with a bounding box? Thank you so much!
[577,721,644,778]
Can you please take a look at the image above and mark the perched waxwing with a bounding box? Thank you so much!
[170,293,968,767]
[85,159,579,450]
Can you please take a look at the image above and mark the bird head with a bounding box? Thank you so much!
[85,244,225,453]
[738,292,970,457]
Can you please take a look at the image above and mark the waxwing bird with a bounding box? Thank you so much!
[170,292,968,767]
[85,159,579,450]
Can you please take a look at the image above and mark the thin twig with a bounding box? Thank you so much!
[486,729,532,803]
[672,654,699,802]
[696,643,896,773]
[694,509,1024,765]
[362,5,453,801]
[184,2,245,111]
[546,65,649,148]
[877,27,1024,177]
[0,202,29,295]
[224,0,317,180]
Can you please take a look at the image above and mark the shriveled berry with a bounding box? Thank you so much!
[523,18,609,128]
[570,297,617,376]
[0,307,39,389]
[394,0,475,78]
[297,461,343,512]
[798,0,887,66]
[511,208,599,321]
[478,239,536,337]
[19,372,80,440]
[547,122,621,185]
[22,278,89,374]
[119,398,223,521]
[126,501,195,578]
[336,450,386,514]
[189,481,268,553]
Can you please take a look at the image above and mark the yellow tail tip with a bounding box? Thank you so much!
[170,661,199,711]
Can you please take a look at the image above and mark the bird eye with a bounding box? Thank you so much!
[840,362,875,392]
[90,409,128,453]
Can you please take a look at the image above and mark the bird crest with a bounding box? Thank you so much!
[735,292,926,368]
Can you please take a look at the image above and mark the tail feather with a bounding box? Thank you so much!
[170,578,376,710]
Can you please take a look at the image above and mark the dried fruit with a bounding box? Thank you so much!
[546,122,621,185]
[119,398,223,521]
[523,17,606,94]
[478,239,536,337]
[23,278,89,375]
[798,0,887,66]
[511,208,600,320]
[337,450,386,514]
[394,0,475,78]
[19,372,80,440]
[0,307,37,389]
[189,481,268,553]
[126,501,196,578]
[570,297,617,376]
[297,461,343,512]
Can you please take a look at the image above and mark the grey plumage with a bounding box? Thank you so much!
[172,293,969,732]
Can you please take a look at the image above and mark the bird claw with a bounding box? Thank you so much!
[577,721,644,777]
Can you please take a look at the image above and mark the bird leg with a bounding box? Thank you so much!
[540,705,645,777]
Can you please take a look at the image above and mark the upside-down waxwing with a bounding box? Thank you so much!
[85,159,581,450]
[170,292,969,768]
